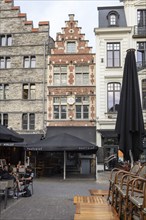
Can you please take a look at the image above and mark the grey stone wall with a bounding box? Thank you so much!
[0,0,52,134]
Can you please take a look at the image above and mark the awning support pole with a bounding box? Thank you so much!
[95,153,98,181]
[63,151,66,180]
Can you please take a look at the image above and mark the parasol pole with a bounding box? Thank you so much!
[129,150,134,168]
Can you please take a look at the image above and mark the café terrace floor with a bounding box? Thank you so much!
[0,171,110,220]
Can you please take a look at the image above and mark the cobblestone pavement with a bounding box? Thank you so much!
[0,172,110,220]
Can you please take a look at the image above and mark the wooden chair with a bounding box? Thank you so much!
[128,177,146,220]
[114,163,146,219]
[0,181,8,209]
[107,162,141,206]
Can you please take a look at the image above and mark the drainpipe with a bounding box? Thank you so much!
[42,40,47,135]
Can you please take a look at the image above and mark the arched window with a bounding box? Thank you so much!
[107,82,121,112]
[107,11,119,26]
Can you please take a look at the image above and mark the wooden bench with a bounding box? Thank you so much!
[74,195,107,205]
[89,189,108,196]
[73,195,119,220]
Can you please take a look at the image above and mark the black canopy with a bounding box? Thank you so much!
[0,124,24,143]
[115,49,145,162]
[26,132,98,152]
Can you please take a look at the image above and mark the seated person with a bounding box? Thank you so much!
[19,166,34,185]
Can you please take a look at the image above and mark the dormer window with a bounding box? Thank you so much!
[66,41,76,53]
[107,11,119,26]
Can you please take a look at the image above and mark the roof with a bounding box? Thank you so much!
[98,6,127,28]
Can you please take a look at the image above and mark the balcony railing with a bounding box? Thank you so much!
[137,61,146,71]
[133,25,146,37]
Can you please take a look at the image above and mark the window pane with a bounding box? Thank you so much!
[67,42,76,53]
[4,84,9,99]
[23,84,29,99]
[0,57,5,68]
[31,56,36,68]
[6,57,11,68]
[76,96,82,103]
[61,97,67,103]
[76,106,81,119]
[54,97,60,104]
[30,84,35,99]
[53,106,59,119]
[1,36,6,46]
[83,105,89,119]
[7,35,12,46]
[22,114,28,130]
[61,106,66,119]
[29,113,35,130]
[54,73,60,85]
[107,51,113,67]
[3,114,8,127]
[76,73,82,85]
[24,57,29,68]
[61,73,67,85]
[83,73,89,85]
[0,84,3,99]
[114,51,120,66]
[110,14,116,25]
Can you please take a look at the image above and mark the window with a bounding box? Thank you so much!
[137,42,146,69]
[110,14,116,25]
[53,97,67,119]
[0,113,8,127]
[66,41,76,53]
[142,79,146,110]
[0,57,11,69]
[107,43,120,67]
[22,84,35,99]
[53,66,67,85]
[75,96,89,119]
[22,113,35,130]
[75,66,89,85]
[0,84,9,100]
[107,11,119,26]
[107,82,121,112]
[24,56,36,68]
[137,9,146,27]
[0,35,12,46]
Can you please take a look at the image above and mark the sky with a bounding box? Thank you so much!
[14,0,123,52]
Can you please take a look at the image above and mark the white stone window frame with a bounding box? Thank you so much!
[66,41,76,53]
[0,84,9,100]
[0,56,11,69]
[22,113,35,130]
[0,113,8,127]
[107,82,121,113]
[53,96,67,119]
[23,56,36,68]
[106,42,121,68]
[22,83,36,100]
[0,34,12,46]
[75,96,89,119]
[75,66,89,85]
[53,66,67,86]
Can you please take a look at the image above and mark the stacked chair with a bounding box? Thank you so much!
[107,162,146,220]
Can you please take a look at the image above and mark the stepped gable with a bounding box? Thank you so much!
[52,14,93,56]
[1,0,49,33]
